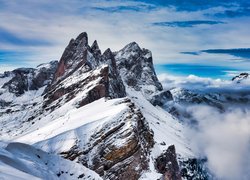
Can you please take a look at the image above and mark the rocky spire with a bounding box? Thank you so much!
[75,32,88,46]
[53,32,89,82]
[45,32,126,107]
[103,48,112,57]
[90,40,101,56]
[102,48,126,98]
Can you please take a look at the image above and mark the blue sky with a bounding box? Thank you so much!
[0,0,250,77]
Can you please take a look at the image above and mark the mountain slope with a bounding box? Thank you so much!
[0,141,101,180]
[0,32,205,180]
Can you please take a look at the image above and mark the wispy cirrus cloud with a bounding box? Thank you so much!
[202,48,250,59]
[153,20,225,27]
[91,3,155,12]
[0,0,250,73]
[181,48,250,60]
[135,0,250,12]
[0,27,51,46]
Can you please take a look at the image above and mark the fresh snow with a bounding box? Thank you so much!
[0,141,102,180]
[16,98,128,153]
[0,77,195,179]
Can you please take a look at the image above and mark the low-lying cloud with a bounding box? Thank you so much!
[158,73,250,93]
[159,73,250,179]
[186,105,250,180]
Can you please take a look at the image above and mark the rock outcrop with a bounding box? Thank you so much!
[44,32,126,110]
[155,145,181,180]
[232,72,249,83]
[1,61,58,96]
[60,98,154,180]
[150,90,173,106]
[179,158,212,180]
[115,42,163,97]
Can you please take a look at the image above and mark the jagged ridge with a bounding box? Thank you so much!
[0,32,202,180]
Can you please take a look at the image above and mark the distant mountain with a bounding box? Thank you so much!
[155,72,250,125]
[0,32,210,180]
[232,72,249,83]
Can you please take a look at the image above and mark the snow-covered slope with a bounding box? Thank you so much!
[0,141,101,180]
[11,89,193,179]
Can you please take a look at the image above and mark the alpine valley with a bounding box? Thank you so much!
[0,32,249,180]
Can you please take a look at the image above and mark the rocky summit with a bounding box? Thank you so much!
[0,32,210,180]
[232,72,249,83]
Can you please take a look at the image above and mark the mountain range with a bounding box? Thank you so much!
[1,32,249,180]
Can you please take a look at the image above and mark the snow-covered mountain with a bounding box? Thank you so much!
[232,72,249,83]
[0,32,211,179]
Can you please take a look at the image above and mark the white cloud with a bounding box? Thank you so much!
[158,73,250,93]
[186,105,250,180]
[159,72,250,179]
[1,0,250,73]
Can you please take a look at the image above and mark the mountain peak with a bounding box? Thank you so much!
[53,32,90,82]
[91,40,98,47]
[91,40,100,50]
[232,72,249,83]
[75,32,88,46]
[115,41,163,96]
[103,48,112,57]
[90,40,102,57]
[122,41,141,52]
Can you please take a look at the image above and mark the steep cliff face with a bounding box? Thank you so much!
[44,32,126,111]
[115,42,163,97]
[0,61,58,97]
[155,145,181,180]
[53,32,89,82]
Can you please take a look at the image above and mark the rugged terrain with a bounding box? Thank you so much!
[0,32,213,179]
[158,74,250,123]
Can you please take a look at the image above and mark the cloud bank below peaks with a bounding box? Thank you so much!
[158,73,250,93]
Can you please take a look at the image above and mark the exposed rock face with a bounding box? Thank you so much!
[2,68,34,96]
[0,61,58,135]
[232,72,249,83]
[150,90,173,106]
[171,88,224,109]
[179,158,212,180]
[45,32,126,110]
[102,48,126,98]
[1,61,58,96]
[90,40,102,58]
[53,32,89,82]
[31,61,58,90]
[60,98,154,180]
[115,42,163,96]
[44,64,109,109]
[155,145,181,180]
